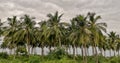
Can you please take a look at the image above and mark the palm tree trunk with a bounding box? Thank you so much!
[49,46,52,53]
[34,48,37,55]
[81,45,85,63]
[59,38,61,47]
[67,47,69,54]
[41,46,44,56]
[114,50,115,56]
[2,49,4,53]
[99,48,103,56]
[87,48,89,56]
[103,50,105,57]
[95,46,98,63]
[110,49,111,57]
[27,29,30,56]
[118,50,120,56]
[31,47,34,54]
[73,45,75,59]
[10,49,12,55]
[81,45,84,58]
[27,45,30,55]
[92,46,95,56]
[85,46,87,63]
[69,47,71,54]
[84,44,87,63]
[65,46,69,54]
[76,47,78,56]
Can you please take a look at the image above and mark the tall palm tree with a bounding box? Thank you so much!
[0,19,6,52]
[70,15,91,63]
[3,16,19,54]
[13,15,36,55]
[98,35,107,56]
[37,21,48,56]
[46,11,65,48]
[108,31,118,56]
[69,20,80,59]
[30,27,38,55]
[87,12,107,63]
[116,35,120,56]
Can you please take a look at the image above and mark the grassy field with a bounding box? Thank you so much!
[0,52,120,63]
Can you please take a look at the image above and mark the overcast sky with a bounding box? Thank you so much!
[0,0,120,33]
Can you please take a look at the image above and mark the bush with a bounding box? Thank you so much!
[47,47,68,59]
[0,52,9,59]
[16,46,27,56]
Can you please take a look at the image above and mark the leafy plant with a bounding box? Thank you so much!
[47,47,68,59]
[0,52,9,59]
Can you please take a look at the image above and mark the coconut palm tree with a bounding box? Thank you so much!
[87,12,107,63]
[70,15,91,63]
[68,20,80,59]
[3,16,19,54]
[0,19,6,52]
[108,31,118,56]
[37,21,48,56]
[98,35,107,56]
[13,15,36,55]
[116,35,120,56]
[46,11,64,48]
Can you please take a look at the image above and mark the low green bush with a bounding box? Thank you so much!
[0,52,9,59]
[47,47,68,60]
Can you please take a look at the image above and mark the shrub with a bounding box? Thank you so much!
[16,46,27,56]
[47,47,68,59]
[0,52,9,59]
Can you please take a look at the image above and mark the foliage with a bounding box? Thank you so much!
[0,11,120,63]
[47,47,68,59]
[0,52,9,59]
[0,55,119,63]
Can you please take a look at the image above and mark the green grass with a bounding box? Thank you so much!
[0,52,120,63]
[0,55,120,63]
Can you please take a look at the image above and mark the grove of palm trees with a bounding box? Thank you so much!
[0,11,120,63]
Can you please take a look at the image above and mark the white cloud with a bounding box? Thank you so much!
[44,2,64,13]
[0,0,120,33]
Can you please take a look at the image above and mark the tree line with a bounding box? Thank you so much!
[0,11,120,63]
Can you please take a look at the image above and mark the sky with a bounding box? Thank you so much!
[0,0,120,34]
